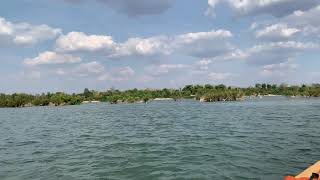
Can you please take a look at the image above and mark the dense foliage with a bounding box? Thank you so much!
[0,84,320,107]
[243,83,320,97]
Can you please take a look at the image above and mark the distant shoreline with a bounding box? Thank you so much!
[0,95,319,109]
[1,83,320,108]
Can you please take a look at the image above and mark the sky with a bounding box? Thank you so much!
[1,0,320,93]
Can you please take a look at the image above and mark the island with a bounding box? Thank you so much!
[0,83,320,108]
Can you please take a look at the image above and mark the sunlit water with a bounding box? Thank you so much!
[1,97,320,180]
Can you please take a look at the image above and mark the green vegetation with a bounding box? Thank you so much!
[1,83,320,108]
[243,83,320,97]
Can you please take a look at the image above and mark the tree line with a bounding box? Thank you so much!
[0,84,320,108]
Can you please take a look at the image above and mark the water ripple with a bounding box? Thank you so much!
[1,98,320,180]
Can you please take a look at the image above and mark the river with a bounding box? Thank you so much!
[1,97,320,180]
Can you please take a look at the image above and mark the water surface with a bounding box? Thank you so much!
[1,97,320,180]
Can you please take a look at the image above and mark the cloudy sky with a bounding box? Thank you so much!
[1,0,320,93]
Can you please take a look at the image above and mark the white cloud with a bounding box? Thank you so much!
[244,41,318,65]
[74,61,105,76]
[195,59,212,70]
[145,64,190,76]
[98,66,135,82]
[255,23,300,41]
[207,0,320,18]
[0,17,13,35]
[55,31,116,52]
[206,0,221,17]
[55,68,66,75]
[53,61,105,78]
[197,59,212,66]
[175,30,232,44]
[97,74,110,81]
[283,6,320,37]
[116,66,135,78]
[112,36,171,57]
[23,28,239,86]
[24,51,82,66]
[208,72,233,80]
[13,24,61,45]
[0,17,61,45]
[56,32,171,57]
[285,6,320,27]
[54,29,235,59]
[174,29,234,58]
[253,6,320,41]
[250,22,259,30]
[260,61,298,77]
[206,49,248,62]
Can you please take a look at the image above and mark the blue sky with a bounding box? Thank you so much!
[1,0,320,93]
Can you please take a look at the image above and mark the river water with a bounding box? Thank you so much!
[1,97,320,180]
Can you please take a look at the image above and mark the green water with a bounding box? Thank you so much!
[1,97,320,180]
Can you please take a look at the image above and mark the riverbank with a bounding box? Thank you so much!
[0,84,319,108]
